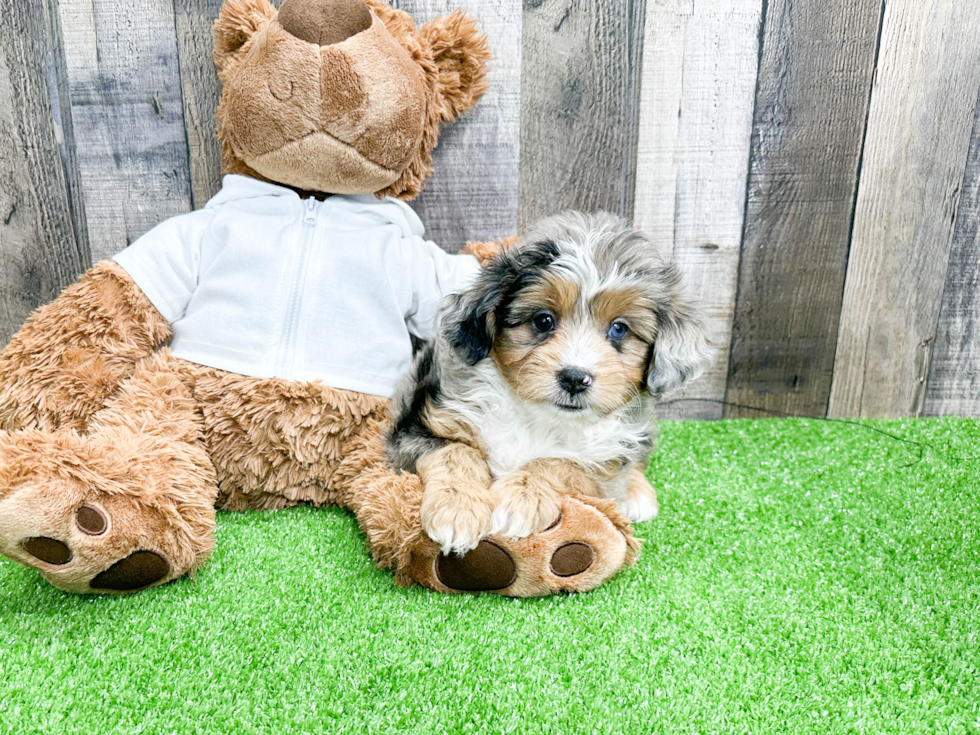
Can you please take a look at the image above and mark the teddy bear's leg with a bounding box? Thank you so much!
[335,414,641,596]
[0,351,217,593]
[0,261,171,433]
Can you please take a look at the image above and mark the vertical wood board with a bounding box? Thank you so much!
[924,94,980,417]
[829,0,980,418]
[724,0,884,418]
[174,0,224,210]
[0,0,89,344]
[58,0,193,262]
[519,0,647,228]
[634,0,762,420]
[396,0,522,251]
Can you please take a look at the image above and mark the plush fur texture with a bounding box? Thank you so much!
[0,350,217,593]
[388,213,712,555]
[0,262,171,433]
[0,0,640,597]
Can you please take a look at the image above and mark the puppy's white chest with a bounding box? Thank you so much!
[481,416,568,476]
[477,407,627,479]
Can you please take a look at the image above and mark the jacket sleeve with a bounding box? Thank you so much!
[112,208,216,324]
[405,238,481,340]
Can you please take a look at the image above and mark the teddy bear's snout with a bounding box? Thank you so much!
[278,0,372,47]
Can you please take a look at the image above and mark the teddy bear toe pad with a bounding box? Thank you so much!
[3,489,174,593]
[435,539,517,591]
[91,551,170,591]
[19,535,171,592]
[0,447,208,595]
[550,542,595,577]
[21,537,72,565]
[76,505,108,535]
[19,525,170,591]
[433,536,600,592]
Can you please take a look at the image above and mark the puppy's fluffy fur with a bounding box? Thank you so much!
[387,212,712,555]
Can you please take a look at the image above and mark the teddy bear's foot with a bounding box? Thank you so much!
[3,485,178,594]
[408,495,641,597]
[0,429,217,594]
[16,524,172,594]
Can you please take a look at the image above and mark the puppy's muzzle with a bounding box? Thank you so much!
[557,367,594,396]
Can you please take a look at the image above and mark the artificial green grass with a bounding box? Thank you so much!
[1,418,978,734]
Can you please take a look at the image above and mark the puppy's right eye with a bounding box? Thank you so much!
[531,312,556,334]
[607,321,629,341]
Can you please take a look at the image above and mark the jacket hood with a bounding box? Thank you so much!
[204,174,426,238]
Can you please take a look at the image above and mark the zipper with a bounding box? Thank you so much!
[276,196,320,375]
[304,197,318,225]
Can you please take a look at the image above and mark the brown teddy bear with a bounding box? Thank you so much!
[0,0,639,596]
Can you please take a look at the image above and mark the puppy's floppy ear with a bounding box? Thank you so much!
[418,10,491,124]
[646,266,713,397]
[444,240,560,364]
[213,0,276,77]
[443,270,508,365]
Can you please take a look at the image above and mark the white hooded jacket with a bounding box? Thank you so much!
[113,175,480,397]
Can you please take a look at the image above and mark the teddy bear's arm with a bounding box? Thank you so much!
[0,261,171,433]
[460,235,520,267]
[403,235,518,341]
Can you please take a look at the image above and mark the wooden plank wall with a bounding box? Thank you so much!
[829,1,980,418]
[57,0,193,263]
[0,0,89,335]
[924,94,980,417]
[519,0,646,226]
[399,0,521,248]
[635,0,761,420]
[2,0,980,418]
[725,0,883,419]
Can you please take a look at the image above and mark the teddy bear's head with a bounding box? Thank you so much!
[213,0,490,200]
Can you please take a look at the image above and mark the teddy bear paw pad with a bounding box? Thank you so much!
[76,505,107,535]
[90,551,170,591]
[435,539,517,591]
[550,542,595,577]
[21,537,72,565]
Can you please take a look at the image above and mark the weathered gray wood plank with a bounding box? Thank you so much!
[174,0,225,209]
[724,0,884,418]
[829,1,980,418]
[635,0,761,421]
[519,0,646,229]
[58,0,193,262]
[395,0,522,251]
[0,0,89,345]
[923,94,980,417]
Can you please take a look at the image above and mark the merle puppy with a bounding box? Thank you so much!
[387,212,711,555]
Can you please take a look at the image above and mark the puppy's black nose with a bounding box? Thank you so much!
[557,368,594,395]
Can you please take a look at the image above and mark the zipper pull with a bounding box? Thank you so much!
[304,197,319,225]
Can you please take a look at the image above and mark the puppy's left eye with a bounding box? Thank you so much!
[531,312,556,334]
[607,321,629,341]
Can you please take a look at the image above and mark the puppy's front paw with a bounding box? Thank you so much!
[421,489,493,557]
[621,471,659,523]
[489,476,561,540]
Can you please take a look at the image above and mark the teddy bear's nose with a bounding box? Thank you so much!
[278,0,372,46]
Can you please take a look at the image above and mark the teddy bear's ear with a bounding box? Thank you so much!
[417,10,491,124]
[213,0,277,76]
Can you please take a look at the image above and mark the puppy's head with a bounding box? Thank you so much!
[443,212,712,414]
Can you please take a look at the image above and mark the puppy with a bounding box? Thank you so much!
[386,212,711,555]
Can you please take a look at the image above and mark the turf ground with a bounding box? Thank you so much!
[1,418,978,734]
